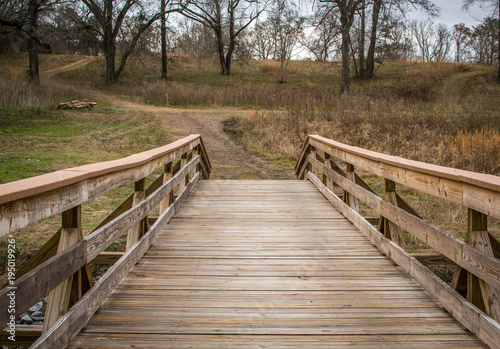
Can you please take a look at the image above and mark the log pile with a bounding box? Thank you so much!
[57,100,97,110]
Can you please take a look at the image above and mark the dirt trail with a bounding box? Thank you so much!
[46,59,294,180]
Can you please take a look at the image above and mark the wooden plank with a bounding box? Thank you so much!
[66,179,486,349]
[0,157,201,328]
[85,156,200,261]
[0,325,42,346]
[30,172,200,349]
[90,252,124,265]
[310,156,500,291]
[412,253,455,265]
[44,206,83,333]
[126,179,146,251]
[304,135,500,219]
[0,135,206,236]
[9,228,61,282]
[307,172,497,349]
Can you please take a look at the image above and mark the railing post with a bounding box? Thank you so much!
[307,145,317,176]
[379,179,405,248]
[323,153,331,189]
[179,152,188,191]
[44,205,92,332]
[192,146,199,179]
[344,164,359,212]
[465,209,500,320]
[159,162,173,214]
[126,178,147,251]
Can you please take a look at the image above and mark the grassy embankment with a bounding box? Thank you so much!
[0,54,180,281]
[1,53,499,283]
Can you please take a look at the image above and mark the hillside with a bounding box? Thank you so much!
[0,54,499,281]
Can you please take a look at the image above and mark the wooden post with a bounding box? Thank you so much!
[466,209,500,320]
[379,179,405,248]
[191,147,199,180]
[43,206,82,333]
[159,162,173,214]
[306,145,316,177]
[126,179,146,251]
[179,153,188,192]
[323,153,331,189]
[345,164,359,212]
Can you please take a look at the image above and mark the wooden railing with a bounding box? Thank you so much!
[0,134,211,348]
[296,135,500,349]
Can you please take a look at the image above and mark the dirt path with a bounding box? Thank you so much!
[46,59,294,180]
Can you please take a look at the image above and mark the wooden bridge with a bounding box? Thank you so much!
[1,134,499,348]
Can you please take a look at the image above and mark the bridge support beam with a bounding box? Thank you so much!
[43,206,93,333]
[379,179,406,249]
[126,179,148,251]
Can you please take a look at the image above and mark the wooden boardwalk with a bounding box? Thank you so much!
[67,180,485,348]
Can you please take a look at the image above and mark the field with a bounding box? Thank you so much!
[0,53,499,284]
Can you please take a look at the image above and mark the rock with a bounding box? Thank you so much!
[32,321,44,326]
[28,302,43,313]
[20,314,33,324]
[31,311,44,321]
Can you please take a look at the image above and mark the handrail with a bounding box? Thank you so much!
[0,135,211,348]
[296,135,500,349]
[0,134,210,236]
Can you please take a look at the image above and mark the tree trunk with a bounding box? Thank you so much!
[28,36,40,85]
[161,0,167,80]
[341,29,350,94]
[27,0,40,85]
[359,0,366,78]
[365,0,381,79]
[103,27,116,83]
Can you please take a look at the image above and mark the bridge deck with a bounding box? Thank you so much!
[68,180,485,348]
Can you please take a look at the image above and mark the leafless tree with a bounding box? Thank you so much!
[180,0,269,75]
[453,23,472,62]
[0,0,72,84]
[270,0,304,83]
[251,20,275,60]
[411,19,433,61]
[303,7,341,61]
[431,23,452,61]
[81,0,181,82]
[319,0,364,93]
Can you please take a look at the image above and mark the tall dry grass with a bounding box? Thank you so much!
[233,95,500,175]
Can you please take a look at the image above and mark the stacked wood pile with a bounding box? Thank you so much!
[57,100,97,110]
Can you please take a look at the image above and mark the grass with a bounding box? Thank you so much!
[0,52,499,288]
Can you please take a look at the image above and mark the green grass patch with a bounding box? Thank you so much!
[0,106,177,183]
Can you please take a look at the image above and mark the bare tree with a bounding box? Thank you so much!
[453,23,472,62]
[270,0,304,83]
[251,20,275,60]
[319,0,364,93]
[463,0,499,83]
[411,19,433,61]
[363,0,438,78]
[180,0,269,75]
[303,7,341,61]
[81,0,181,82]
[0,0,72,84]
[431,23,452,61]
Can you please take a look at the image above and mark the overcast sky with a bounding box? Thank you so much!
[408,0,494,28]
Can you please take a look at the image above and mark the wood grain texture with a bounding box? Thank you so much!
[299,135,500,219]
[30,173,200,349]
[307,173,497,349]
[65,180,485,348]
[0,135,211,237]
[309,155,500,291]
